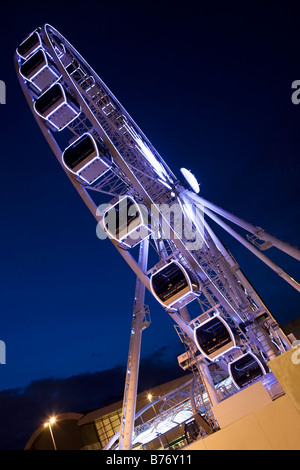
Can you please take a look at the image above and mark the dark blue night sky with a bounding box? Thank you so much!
[0,0,300,449]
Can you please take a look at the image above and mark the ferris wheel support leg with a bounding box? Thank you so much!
[119,238,149,451]
[187,191,300,262]
[189,377,214,435]
[179,306,192,323]
[198,361,220,407]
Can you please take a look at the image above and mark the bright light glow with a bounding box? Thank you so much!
[157,178,172,190]
[173,409,193,424]
[155,419,176,435]
[179,197,207,249]
[123,123,170,182]
[147,394,152,401]
[136,137,168,181]
[44,416,56,427]
[132,403,195,446]
[132,427,156,446]
[180,168,200,193]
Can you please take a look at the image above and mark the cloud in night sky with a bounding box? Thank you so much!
[0,346,187,450]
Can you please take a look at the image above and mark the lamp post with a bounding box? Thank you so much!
[44,417,57,450]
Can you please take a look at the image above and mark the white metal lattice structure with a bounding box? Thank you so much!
[15,24,300,449]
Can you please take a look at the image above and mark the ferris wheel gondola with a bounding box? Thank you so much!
[19,49,61,92]
[103,196,151,249]
[62,132,112,184]
[194,314,237,361]
[228,352,268,389]
[34,82,81,130]
[150,260,199,310]
[17,29,42,59]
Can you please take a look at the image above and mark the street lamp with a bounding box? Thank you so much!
[147,394,165,449]
[44,417,57,450]
[147,394,157,416]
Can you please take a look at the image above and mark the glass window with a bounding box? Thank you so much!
[20,50,45,78]
[35,83,63,116]
[231,354,263,388]
[64,134,95,170]
[95,411,121,448]
[18,32,40,57]
[152,263,188,302]
[195,317,232,356]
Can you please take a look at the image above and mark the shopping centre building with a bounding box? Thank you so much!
[25,373,197,450]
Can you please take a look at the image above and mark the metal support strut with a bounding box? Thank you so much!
[119,238,150,450]
[185,191,300,293]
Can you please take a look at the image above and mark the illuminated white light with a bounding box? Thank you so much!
[44,416,56,427]
[123,123,169,182]
[172,409,193,424]
[136,137,168,181]
[157,178,172,190]
[132,404,195,446]
[180,168,200,193]
[155,419,176,435]
[132,427,157,446]
[180,199,207,249]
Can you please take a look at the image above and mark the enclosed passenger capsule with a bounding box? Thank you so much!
[228,352,267,389]
[62,133,112,184]
[194,315,236,361]
[17,30,42,59]
[34,83,81,130]
[150,260,199,310]
[103,196,151,249]
[19,49,60,92]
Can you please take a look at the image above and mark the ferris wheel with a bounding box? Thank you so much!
[15,24,300,449]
